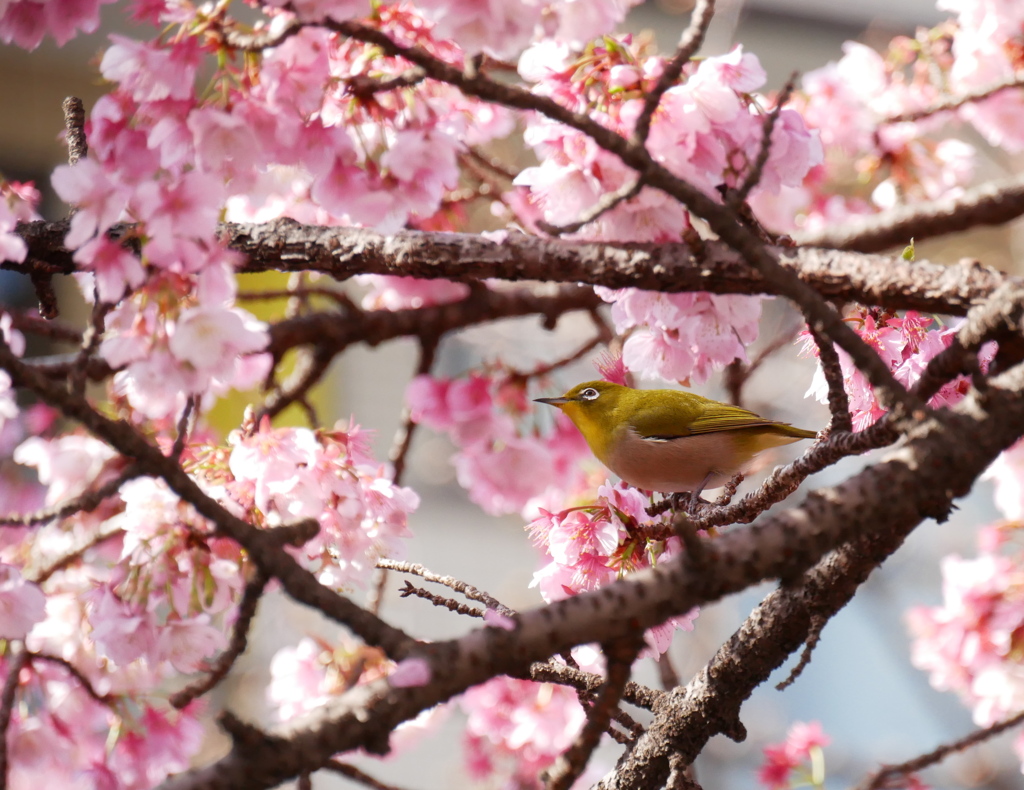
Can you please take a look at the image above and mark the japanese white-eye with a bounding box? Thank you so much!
[535,381,817,495]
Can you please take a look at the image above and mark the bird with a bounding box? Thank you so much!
[535,380,817,500]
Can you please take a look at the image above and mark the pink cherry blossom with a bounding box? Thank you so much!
[601,288,762,385]
[0,0,114,49]
[168,305,269,376]
[0,566,45,640]
[389,657,432,688]
[156,616,228,673]
[460,676,585,786]
[14,434,117,506]
[268,638,330,721]
[72,236,146,303]
[106,705,204,790]
[415,0,543,59]
[982,439,1024,521]
[0,181,37,263]
[99,35,199,103]
[758,720,830,790]
[87,586,161,667]
[132,170,224,244]
[51,158,128,249]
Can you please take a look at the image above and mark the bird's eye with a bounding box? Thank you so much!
[580,388,600,401]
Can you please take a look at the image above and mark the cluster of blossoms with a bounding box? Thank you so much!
[406,372,591,516]
[789,36,974,234]
[96,263,270,422]
[0,411,415,785]
[758,721,831,790]
[787,3,1024,235]
[514,41,821,241]
[0,434,215,786]
[908,438,1024,771]
[801,308,991,430]
[596,287,763,385]
[460,675,587,788]
[528,481,698,656]
[212,415,419,590]
[512,40,821,386]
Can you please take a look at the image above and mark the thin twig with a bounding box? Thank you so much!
[28,652,112,705]
[545,634,645,790]
[221,18,302,51]
[464,147,517,181]
[511,328,609,382]
[856,708,1024,790]
[883,75,1024,124]
[171,397,197,461]
[633,0,716,143]
[810,326,853,434]
[170,570,269,709]
[62,96,87,165]
[69,298,110,396]
[398,580,484,618]
[259,345,334,421]
[539,179,644,236]
[657,652,680,691]
[32,524,125,585]
[775,613,825,690]
[345,69,426,100]
[389,338,439,486]
[729,73,798,210]
[376,559,516,617]
[0,465,139,529]
[5,312,81,343]
[526,660,664,711]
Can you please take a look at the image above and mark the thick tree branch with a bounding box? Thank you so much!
[10,219,1016,316]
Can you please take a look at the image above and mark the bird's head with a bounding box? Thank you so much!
[534,380,626,447]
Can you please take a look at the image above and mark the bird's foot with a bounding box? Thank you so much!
[664,492,710,515]
[688,491,712,514]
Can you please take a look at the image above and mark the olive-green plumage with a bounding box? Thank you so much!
[535,381,817,494]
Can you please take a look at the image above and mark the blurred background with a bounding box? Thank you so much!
[3,0,1024,788]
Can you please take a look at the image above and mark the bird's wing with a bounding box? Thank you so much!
[684,403,779,435]
[628,397,772,440]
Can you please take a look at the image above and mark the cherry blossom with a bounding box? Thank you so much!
[802,309,994,430]
[758,721,830,790]
[460,676,585,787]
[0,565,45,640]
[528,481,698,656]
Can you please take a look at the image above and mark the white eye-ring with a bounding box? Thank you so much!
[580,387,600,401]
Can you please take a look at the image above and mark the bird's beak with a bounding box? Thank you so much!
[534,396,571,406]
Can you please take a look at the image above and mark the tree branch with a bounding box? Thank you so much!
[795,174,1024,252]
[11,219,1017,316]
